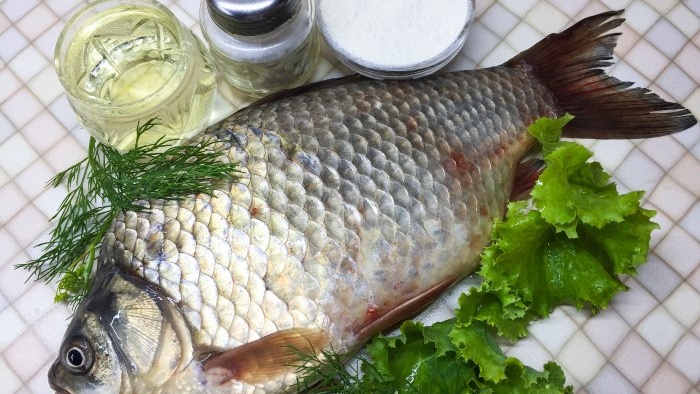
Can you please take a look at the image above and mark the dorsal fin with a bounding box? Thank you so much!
[244,74,368,109]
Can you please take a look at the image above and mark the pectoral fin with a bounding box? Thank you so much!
[203,327,329,385]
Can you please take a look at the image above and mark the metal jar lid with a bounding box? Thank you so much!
[205,0,301,36]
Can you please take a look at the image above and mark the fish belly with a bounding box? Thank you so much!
[100,66,557,356]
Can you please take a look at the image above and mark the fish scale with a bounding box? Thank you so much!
[100,67,547,367]
[51,12,697,393]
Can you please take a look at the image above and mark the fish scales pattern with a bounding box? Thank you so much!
[100,67,557,365]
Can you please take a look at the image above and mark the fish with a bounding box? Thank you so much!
[49,10,696,394]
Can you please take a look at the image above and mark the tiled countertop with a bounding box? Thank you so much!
[1,1,698,393]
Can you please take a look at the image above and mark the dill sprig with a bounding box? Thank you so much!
[18,118,239,306]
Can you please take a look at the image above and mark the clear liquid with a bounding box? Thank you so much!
[60,6,216,152]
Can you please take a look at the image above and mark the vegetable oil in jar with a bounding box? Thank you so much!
[55,0,217,152]
[200,0,320,97]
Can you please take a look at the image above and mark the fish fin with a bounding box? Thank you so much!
[510,158,546,201]
[203,327,329,385]
[354,278,456,343]
[505,9,697,138]
[245,74,367,109]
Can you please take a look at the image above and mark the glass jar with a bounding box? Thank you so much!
[200,0,320,97]
[55,0,217,152]
[318,0,475,79]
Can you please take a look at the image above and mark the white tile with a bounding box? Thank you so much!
[610,332,662,387]
[0,229,20,271]
[625,39,670,80]
[639,136,686,171]
[674,123,700,151]
[479,3,520,38]
[642,362,692,394]
[168,3,196,27]
[637,253,683,301]
[498,0,539,16]
[666,3,700,38]
[624,1,661,35]
[27,67,64,107]
[680,202,700,241]
[667,334,700,383]
[32,22,62,61]
[585,362,638,394]
[0,113,13,148]
[0,27,29,63]
[0,0,39,21]
[26,359,59,394]
[45,0,84,18]
[503,334,553,370]
[669,153,700,196]
[614,23,642,58]
[612,278,658,326]
[0,306,27,351]
[647,18,689,59]
[646,207,672,249]
[590,139,635,173]
[583,308,632,357]
[648,176,695,221]
[0,7,9,32]
[0,133,38,178]
[481,41,517,67]
[609,59,650,90]
[665,282,700,328]
[47,95,79,131]
[599,0,633,10]
[34,184,67,219]
[656,226,700,277]
[637,305,686,357]
[1,88,44,129]
[656,64,696,103]
[9,46,49,83]
[675,43,700,85]
[0,182,28,225]
[5,203,49,248]
[32,303,71,352]
[0,252,35,300]
[14,159,54,200]
[43,136,87,173]
[0,67,21,104]
[547,0,588,18]
[175,0,200,22]
[529,308,579,355]
[20,111,67,155]
[12,282,57,326]
[3,328,51,382]
[558,331,607,383]
[461,22,501,64]
[504,21,544,52]
[0,357,22,394]
[15,3,58,40]
[525,2,569,34]
[614,148,664,197]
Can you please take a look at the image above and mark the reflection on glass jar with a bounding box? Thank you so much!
[55,0,216,152]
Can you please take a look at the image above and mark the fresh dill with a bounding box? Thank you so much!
[18,118,239,306]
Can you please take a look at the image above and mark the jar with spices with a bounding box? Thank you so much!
[200,0,320,97]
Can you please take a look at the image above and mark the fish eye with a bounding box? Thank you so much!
[61,338,93,374]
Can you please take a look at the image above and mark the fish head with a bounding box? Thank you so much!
[49,269,194,394]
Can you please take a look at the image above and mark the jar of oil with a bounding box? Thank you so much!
[55,0,216,152]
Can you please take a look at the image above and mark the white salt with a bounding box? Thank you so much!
[319,0,473,70]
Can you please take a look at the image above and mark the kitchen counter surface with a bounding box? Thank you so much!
[0,1,698,393]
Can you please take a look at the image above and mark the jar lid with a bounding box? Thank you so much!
[319,0,475,79]
[206,0,301,36]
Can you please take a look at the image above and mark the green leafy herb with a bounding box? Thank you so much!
[18,118,239,306]
[293,114,656,392]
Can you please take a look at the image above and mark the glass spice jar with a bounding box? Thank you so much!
[55,0,217,152]
[200,0,320,98]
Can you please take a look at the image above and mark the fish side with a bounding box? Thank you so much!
[48,10,696,394]
[105,66,549,392]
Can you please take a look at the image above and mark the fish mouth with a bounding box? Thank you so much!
[48,360,71,394]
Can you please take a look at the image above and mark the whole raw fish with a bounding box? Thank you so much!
[49,10,696,394]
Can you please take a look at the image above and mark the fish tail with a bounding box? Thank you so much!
[505,9,697,139]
